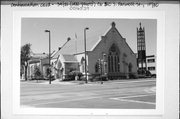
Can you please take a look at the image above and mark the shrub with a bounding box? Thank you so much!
[62,75,73,81]
[63,71,83,81]
[70,70,83,78]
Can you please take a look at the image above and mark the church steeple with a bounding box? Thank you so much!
[137,22,147,74]
[139,22,142,31]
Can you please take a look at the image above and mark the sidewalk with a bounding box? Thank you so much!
[21,78,156,85]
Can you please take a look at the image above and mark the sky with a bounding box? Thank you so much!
[21,18,156,56]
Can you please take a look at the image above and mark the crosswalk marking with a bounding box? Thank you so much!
[115,98,155,105]
[110,94,155,105]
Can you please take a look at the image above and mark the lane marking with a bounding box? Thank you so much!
[112,94,155,99]
[21,80,156,107]
[115,99,155,105]
[110,94,156,105]
[144,87,156,93]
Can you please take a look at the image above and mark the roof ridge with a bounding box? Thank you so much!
[91,22,124,51]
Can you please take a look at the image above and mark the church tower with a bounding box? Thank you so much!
[137,22,147,74]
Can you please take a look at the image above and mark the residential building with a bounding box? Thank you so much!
[146,55,156,76]
[51,53,79,79]
[27,53,49,79]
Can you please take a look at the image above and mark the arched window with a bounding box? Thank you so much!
[117,57,120,72]
[108,44,120,73]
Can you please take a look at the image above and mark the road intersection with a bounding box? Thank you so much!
[21,78,156,109]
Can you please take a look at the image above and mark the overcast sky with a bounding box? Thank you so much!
[21,18,156,56]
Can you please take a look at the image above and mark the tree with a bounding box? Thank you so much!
[34,66,42,83]
[46,67,52,77]
[21,43,31,81]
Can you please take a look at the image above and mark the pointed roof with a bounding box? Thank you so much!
[138,22,144,31]
[52,22,134,57]
[90,21,124,51]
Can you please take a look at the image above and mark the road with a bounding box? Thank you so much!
[20,78,156,109]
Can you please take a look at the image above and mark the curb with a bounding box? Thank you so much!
[21,78,156,85]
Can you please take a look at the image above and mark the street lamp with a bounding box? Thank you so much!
[84,27,89,83]
[45,30,51,84]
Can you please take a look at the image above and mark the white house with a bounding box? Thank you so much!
[52,53,79,80]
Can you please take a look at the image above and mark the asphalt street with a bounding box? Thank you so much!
[20,78,156,109]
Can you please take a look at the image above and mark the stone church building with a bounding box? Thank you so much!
[53,22,137,80]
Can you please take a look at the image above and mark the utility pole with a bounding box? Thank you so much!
[84,27,89,83]
[45,30,51,84]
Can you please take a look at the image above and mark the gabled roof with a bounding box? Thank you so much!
[91,22,125,51]
[52,22,115,55]
[52,22,135,56]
